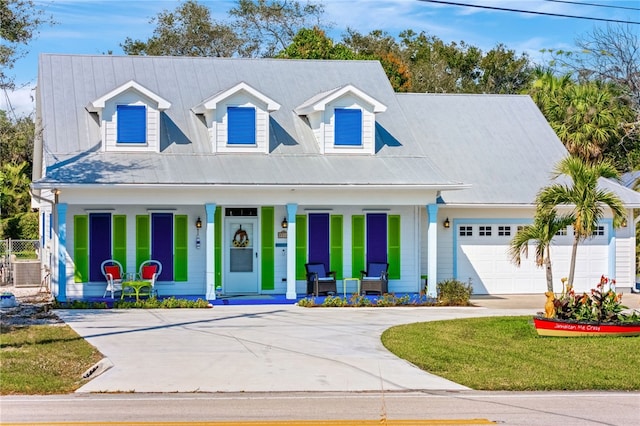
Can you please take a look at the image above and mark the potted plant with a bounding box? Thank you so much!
[533,275,640,336]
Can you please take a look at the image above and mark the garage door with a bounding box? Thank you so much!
[456,223,609,294]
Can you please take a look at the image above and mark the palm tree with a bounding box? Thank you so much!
[509,209,574,292]
[537,156,626,286]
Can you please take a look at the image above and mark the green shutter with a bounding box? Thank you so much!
[215,208,222,286]
[74,215,89,283]
[261,206,275,290]
[136,215,150,271]
[351,215,365,277]
[388,215,401,279]
[295,214,307,280]
[174,215,188,281]
[330,215,343,280]
[112,215,127,269]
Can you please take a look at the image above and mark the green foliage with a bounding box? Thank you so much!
[277,27,355,60]
[52,299,108,309]
[436,279,473,306]
[537,156,626,286]
[320,295,348,307]
[382,316,640,390]
[0,0,54,90]
[113,297,211,309]
[553,275,639,324]
[509,209,574,292]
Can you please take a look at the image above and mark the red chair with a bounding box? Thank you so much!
[101,259,124,298]
[138,259,162,297]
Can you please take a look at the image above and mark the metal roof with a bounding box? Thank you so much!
[34,54,640,206]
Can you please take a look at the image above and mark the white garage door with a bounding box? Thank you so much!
[456,224,609,294]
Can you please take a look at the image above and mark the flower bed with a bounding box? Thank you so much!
[533,275,640,337]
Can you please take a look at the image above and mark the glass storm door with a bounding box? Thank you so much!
[224,218,259,294]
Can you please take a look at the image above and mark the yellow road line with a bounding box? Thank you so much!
[1,419,496,426]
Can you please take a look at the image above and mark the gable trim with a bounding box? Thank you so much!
[295,84,387,115]
[87,80,171,112]
[192,81,281,114]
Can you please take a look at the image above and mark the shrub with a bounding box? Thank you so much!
[437,279,473,306]
[321,295,348,307]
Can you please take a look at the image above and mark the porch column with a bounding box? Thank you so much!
[286,203,298,299]
[426,204,438,298]
[205,203,217,300]
[56,203,68,302]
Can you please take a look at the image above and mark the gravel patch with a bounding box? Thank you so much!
[0,285,64,328]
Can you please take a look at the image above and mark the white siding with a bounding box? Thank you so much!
[102,92,161,153]
[214,93,270,154]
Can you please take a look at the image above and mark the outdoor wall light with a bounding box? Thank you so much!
[443,217,450,228]
[281,217,288,229]
[195,217,202,249]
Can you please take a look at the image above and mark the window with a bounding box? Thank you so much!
[228,106,256,145]
[479,226,492,236]
[459,226,473,237]
[498,226,511,236]
[117,105,146,143]
[556,227,567,236]
[334,108,362,146]
[592,226,605,236]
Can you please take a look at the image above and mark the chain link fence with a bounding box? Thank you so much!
[1,239,41,286]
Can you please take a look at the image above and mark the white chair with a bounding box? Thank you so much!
[101,259,124,298]
[138,259,162,297]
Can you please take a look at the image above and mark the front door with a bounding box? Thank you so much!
[224,218,259,294]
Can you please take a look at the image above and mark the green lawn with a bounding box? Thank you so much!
[0,325,103,394]
[381,316,640,391]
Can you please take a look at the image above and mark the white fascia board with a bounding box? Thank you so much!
[295,84,387,115]
[192,81,281,114]
[87,80,171,112]
[439,203,538,209]
[32,182,470,191]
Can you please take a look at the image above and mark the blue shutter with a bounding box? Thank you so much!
[335,108,362,146]
[117,105,146,143]
[228,107,256,145]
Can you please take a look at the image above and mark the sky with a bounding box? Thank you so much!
[2,0,639,116]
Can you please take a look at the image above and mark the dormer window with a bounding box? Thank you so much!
[334,108,362,146]
[227,106,256,145]
[87,80,170,153]
[192,82,280,154]
[116,105,147,144]
[295,84,386,155]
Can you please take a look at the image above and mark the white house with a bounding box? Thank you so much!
[31,54,640,302]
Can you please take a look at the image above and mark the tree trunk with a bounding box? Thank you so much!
[545,246,554,293]
[568,234,579,286]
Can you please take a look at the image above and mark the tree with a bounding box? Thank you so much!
[537,156,626,287]
[0,161,31,218]
[529,71,636,166]
[121,0,242,57]
[542,24,639,108]
[341,29,411,92]
[0,110,34,167]
[277,27,354,60]
[0,0,52,89]
[397,30,532,94]
[229,0,325,58]
[509,209,574,293]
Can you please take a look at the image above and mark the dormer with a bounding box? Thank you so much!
[295,84,386,155]
[87,80,171,153]
[192,82,280,154]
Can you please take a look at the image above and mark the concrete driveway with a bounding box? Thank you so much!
[55,296,554,393]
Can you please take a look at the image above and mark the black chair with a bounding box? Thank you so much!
[305,263,337,297]
[360,262,389,295]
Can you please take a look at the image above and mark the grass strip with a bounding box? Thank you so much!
[0,325,103,394]
[381,316,640,391]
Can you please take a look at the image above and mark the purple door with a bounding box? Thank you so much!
[89,213,111,281]
[151,213,173,281]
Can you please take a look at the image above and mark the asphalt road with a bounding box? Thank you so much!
[2,391,640,425]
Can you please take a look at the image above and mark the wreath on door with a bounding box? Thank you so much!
[233,226,250,247]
